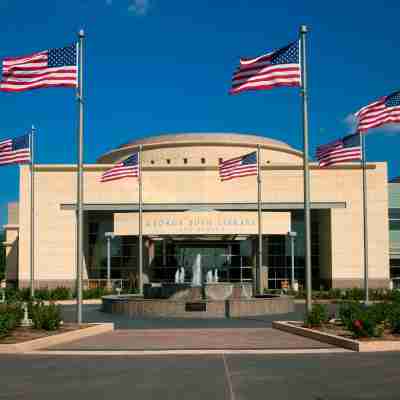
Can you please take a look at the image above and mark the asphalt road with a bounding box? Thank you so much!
[1,353,400,400]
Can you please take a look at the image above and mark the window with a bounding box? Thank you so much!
[201,158,206,164]
[150,160,155,165]
[389,208,400,230]
[390,221,400,230]
[166,159,171,164]
[219,158,223,163]
[87,213,138,281]
[183,158,188,164]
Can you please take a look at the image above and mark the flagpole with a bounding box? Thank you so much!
[361,133,369,303]
[76,29,84,324]
[29,126,35,298]
[300,25,312,313]
[257,144,262,295]
[138,144,143,296]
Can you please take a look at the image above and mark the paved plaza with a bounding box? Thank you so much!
[2,303,400,399]
[52,303,339,351]
[48,327,335,351]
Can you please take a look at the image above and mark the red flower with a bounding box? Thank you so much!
[353,319,363,330]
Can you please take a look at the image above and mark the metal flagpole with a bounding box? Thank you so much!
[257,144,262,295]
[76,29,85,324]
[29,126,35,298]
[138,145,143,296]
[299,25,312,313]
[361,133,369,303]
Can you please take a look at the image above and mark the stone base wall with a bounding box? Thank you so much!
[320,278,391,289]
[102,294,294,318]
[18,280,76,290]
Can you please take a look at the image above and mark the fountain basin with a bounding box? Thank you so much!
[102,293,294,318]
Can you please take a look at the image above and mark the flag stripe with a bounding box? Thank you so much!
[0,135,30,165]
[0,46,77,92]
[316,134,361,168]
[100,153,140,183]
[230,42,300,94]
[219,152,257,181]
[356,91,400,133]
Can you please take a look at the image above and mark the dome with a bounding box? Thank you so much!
[97,132,302,164]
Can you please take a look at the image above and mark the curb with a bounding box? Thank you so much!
[0,323,114,353]
[43,299,102,306]
[24,348,351,356]
[273,321,400,352]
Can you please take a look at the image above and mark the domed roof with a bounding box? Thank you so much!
[97,132,301,163]
[119,132,292,149]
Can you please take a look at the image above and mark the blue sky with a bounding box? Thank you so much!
[0,0,399,225]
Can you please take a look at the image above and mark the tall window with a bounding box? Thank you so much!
[87,213,138,281]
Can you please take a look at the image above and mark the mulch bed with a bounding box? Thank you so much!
[300,321,400,342]
[0,324,91,344]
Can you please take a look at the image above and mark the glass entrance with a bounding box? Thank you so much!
[177,246,227,285]
[151,239,254,283]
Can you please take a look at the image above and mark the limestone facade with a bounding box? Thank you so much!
[4,133,390,289]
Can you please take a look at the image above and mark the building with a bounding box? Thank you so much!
[3,132,390,290]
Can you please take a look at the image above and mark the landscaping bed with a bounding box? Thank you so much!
[312,321,400,342]
[274,300,400,352]
[0,323,90,345]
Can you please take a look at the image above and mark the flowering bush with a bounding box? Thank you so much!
[339,302,384,338]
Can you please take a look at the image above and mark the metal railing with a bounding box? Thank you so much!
[84,279,127,290]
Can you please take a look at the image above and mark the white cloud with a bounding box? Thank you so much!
[343,113,358,133]
[128,0,150,16]
[344,113,400,136]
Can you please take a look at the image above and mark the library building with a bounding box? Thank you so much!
[3,132,390,291]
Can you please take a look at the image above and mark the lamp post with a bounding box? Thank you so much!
[287,231,297,291]
[105,232,115,290]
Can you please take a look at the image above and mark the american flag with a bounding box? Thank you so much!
[316,133,361,168]
[230,41,301,95]
[356,90,400,133]
[101,153,139,182]
[219,151,257,181]
[0,45,77,92]
[0,134,30,166]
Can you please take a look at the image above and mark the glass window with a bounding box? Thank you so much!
[389,208,400,219]
[390,221,400,230]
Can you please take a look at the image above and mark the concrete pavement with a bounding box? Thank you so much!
[1,352,399,399]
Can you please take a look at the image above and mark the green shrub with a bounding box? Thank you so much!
[30,301,62,331]
[349,316,383,338]
[388,304,400,334]
[82,287,111,299]
[388,290,400,304]
[34,288,51,301]
[0,303,23,337]
[342,288,364,301]
[304,304,329,328]
[338,301,364,330]
[49,287,72,300]
[339,301,384,338]
[367,302,393,324]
